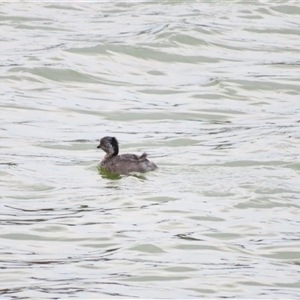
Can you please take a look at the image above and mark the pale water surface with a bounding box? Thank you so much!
[1,1,300,299]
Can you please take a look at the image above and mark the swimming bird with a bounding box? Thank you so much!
[97,136,157,174]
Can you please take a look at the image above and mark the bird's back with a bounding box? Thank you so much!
[100,153,157,174]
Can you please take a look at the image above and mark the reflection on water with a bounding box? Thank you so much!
[1,1,300,299]
[98,167,123,180]
[98,167,148,181]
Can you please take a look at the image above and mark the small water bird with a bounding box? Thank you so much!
[97,136,157,174]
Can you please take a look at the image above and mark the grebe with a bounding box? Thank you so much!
[97,136,157,174]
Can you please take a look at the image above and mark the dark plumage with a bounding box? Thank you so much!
[97,136,157,174]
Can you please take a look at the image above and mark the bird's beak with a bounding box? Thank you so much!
[97,144,101,149]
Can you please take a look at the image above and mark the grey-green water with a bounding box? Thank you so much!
[1,1,300,299]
